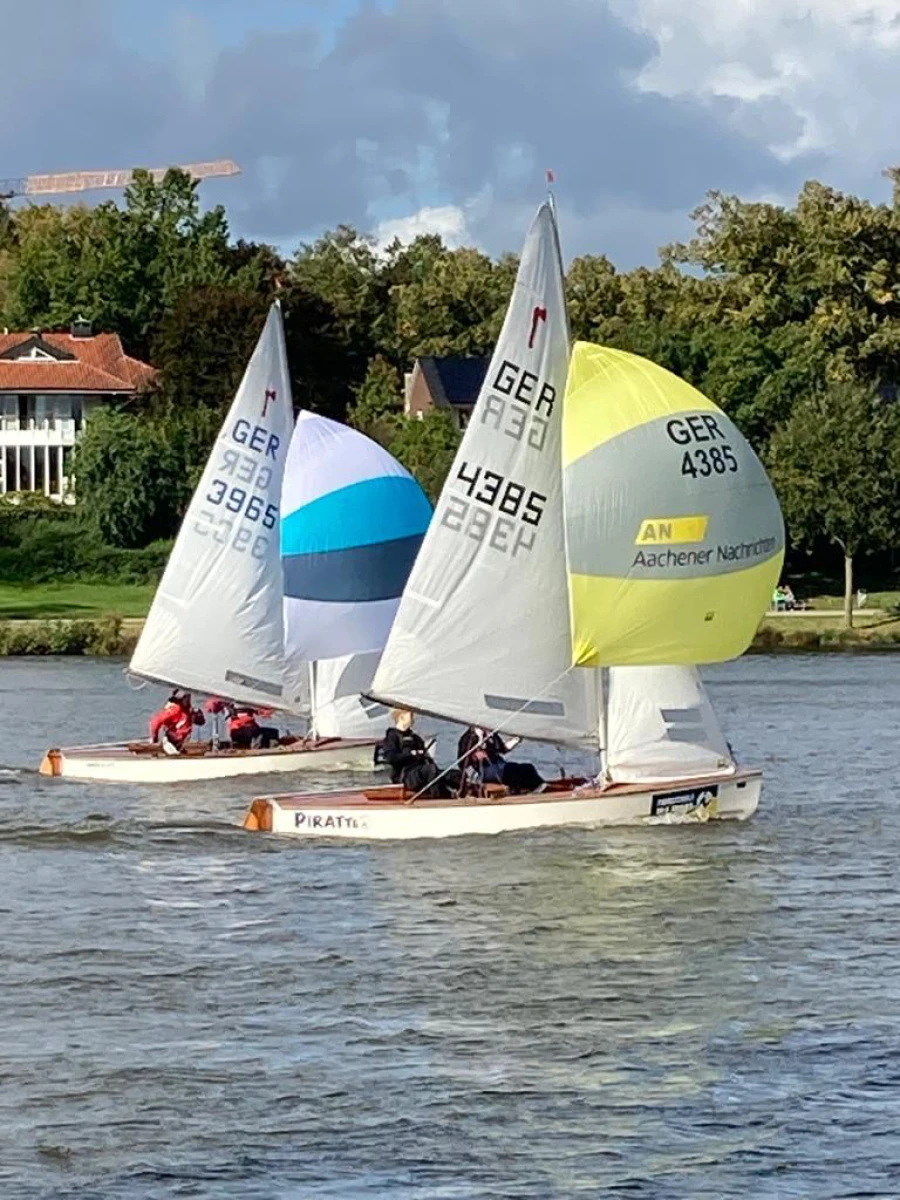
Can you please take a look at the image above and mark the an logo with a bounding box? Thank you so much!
[635,516,709,545]
[262,388,276,418]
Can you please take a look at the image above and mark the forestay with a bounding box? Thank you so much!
[130,303,298,708]
[563,343,785,667]
[605,666,735,783]
[281,411,432,664]
[371,202,600,747]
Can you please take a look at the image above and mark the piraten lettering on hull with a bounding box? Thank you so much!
[294,811,367,832]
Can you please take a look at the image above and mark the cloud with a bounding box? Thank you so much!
[0,0,895,267]
[373,205,472,251]
[312,0,798,256]
[612,0,900,174]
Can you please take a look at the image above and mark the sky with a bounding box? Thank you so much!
[1,0,898,266]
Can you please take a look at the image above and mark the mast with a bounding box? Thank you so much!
[308,660,318,739]
[547,172,606,768]
[546,169,571,348]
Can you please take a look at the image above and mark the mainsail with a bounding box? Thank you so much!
[371,202,601,746]
[563,343,785,666]
[130,302,298,708]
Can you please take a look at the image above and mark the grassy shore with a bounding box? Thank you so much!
[2,582,900,654]
[0,581,155,620]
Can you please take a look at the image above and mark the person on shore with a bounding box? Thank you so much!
[457,725,545,794]
[149,691,205,755]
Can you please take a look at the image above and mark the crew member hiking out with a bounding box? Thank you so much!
[149,691,205,755]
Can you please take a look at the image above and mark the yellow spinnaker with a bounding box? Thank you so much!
[562,342,784,667]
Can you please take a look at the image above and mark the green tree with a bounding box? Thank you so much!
[3,169,237,356]
[349,355,404,443]
[151,285,270,415]
[665,178,900,445]
[289,225,381,396]
[386,410,460,502]
[76,409,185,548]
[768,383,900,625]
[377,238,515,364]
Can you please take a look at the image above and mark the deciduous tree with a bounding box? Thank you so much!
[768,383,900,625]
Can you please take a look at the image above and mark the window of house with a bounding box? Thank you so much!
[33,448,45,494]
[35,396,54,430]
[48,447,60,497]
[18,396,35,430]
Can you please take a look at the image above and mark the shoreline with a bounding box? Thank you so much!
[2,613,900,657]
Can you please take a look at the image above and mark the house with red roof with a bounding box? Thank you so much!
[0,318,155,499]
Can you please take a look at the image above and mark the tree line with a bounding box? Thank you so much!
[3,167,900,622]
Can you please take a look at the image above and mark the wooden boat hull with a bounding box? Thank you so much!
[39,737,382,784]
[244,769,762,840]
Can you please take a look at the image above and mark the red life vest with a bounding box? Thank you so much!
[228,709,258,736]
[149,702,193,747]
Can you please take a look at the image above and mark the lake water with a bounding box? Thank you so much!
[2,654,899,1198]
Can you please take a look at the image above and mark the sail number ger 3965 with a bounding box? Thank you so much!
[193,418,282,558]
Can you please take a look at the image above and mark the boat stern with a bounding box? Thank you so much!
[39,749,62,777]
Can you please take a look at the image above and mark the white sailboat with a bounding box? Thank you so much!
[245,197,783,838]
[41,306,432,784]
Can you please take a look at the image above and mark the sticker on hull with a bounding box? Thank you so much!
[650,784,719,817]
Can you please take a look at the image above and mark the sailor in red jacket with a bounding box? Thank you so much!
[227,703,279,750]
[149,691,205,754]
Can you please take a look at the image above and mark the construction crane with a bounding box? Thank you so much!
[0,159,241,202]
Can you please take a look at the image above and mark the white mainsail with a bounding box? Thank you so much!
[130,302,299,709]
[371,202,601,747]
[310,652,387,740]
[604,666,735,783]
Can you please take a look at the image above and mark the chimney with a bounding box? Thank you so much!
[70,315,92,339]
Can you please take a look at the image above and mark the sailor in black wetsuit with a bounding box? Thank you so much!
[379,708,442,794]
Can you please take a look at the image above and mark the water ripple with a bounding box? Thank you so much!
[2,654,900,1197]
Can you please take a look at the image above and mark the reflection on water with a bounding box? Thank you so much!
[2,654,900,1197]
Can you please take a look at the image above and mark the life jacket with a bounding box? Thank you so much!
[149,702,193,746]
[228,708,258,735]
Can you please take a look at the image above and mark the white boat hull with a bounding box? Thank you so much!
[39,738,382,784]
[244,769,761,840]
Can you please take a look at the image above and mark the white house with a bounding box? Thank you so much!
[0,320,155,499]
